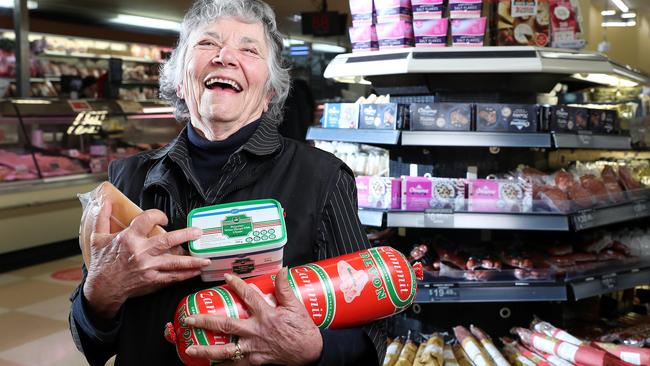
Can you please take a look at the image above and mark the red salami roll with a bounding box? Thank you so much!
[164,246,419,365]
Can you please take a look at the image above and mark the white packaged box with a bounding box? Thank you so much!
[188,199,287,282]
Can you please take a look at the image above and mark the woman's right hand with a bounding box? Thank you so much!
[82,200,210,319]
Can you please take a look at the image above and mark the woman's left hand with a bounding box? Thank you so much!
[184,268,323,365]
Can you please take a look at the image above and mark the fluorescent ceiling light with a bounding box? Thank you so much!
[602,21,631,27]
[571,73,638,87]
[610,0,629,13]
[0,0,38,9]
[109,14,180,32]
[282,38,305,47]
[312,43,346,53]
[601,10,616,16]
[621,12,636,18]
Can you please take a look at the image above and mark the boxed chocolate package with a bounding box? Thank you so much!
[476,104,539,132]
[547,105,589,133]
[359,103,409,130]
[493,0,550,46]
[401,176,465,211]
[356,176,401,209]
[467,179,532,213]
[322,103,360,129]
[589,109,618,134]
[410,103,472,131]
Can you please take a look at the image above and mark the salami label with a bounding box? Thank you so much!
[532,335,556,354]
[620,352,641,365]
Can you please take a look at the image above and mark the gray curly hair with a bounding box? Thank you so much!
[159,0,290,122]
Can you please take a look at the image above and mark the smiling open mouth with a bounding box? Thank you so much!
[204,77,242,92]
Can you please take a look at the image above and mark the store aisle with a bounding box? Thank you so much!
[0,255,105,366]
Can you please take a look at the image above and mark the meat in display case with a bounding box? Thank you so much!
[0,102,39,182]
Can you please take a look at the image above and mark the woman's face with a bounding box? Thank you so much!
[180,17,272,130]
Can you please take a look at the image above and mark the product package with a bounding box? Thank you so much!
[359,103,409,129]
[165,246,420,366]
[349,24,379,52]
[467,179,533,213]
[188,200,287,281]
[374,0,413,23]
[356,176,402,209]
[409,103,472,130]
[549,0,581,48]
[450,17,487,46]
[476,104,539,132]
[494,0,550,46]
[401,176,465,211]
[376,20,415,49]
[546,105,590,133]
[350,0,375,26]
[322,103,360,129]
[448,0,483,19]
[588,109,618,134]
[411,0,444,19]
[413,18,449,47]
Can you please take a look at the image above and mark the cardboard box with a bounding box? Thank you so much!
[401,176,465,211]
[467,179,532,213]
[359,103,409,130]
[322,103,360,129]
[547,105,590,133]
[476,104,539,132]
[494,0,550,46]
[356,176,401,209]
[410,103,472,131]
[589,109,618,134]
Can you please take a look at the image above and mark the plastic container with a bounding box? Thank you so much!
[188,199,287,282]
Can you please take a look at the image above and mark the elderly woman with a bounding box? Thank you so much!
[69,0,385,365]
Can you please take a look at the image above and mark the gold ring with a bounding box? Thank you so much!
[231,342,244,362]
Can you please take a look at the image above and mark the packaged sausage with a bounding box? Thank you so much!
[395,337,418,366]
[531,319,584,346]
[454,326,495,366]
[444,344,461,366]
[412,342,428,366]
[419,334,445,366]
[512,327,607,366]
[385,337,405,366]
[165,246,420,366]
[453,344,475,366]
[501,338,537,366]
[78,181,166,267]
[593,341,650,366]
[470,325,510,366]
[515,343,551,366]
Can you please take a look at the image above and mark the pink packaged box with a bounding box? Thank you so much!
[401,176,433,211]
[451,17,486,46]
[402,176,466,211]
[349,25,379,52]
[374,0,413,23]
[356,176,401,209]
[414,18,448,47]
[467,179,532,213]
[349,0,374,27]
[411,0,444,19]
[448,0,483,19]
[376,20,415,49]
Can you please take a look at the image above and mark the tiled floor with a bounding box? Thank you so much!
[0,255,112,366]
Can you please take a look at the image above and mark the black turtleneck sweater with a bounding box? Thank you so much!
[186,120,261,190]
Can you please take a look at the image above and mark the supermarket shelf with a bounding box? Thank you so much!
[553,133,632,150]
[402,131,551,148]
[415,282,567,303]
[570,199,650,231]
[387,211,570,231]
[121,80,159,87]
[567,260,650,300]
[37,51,160,64]
[323,47,650,85]
[306,127,400,145]
[357,208,385,227]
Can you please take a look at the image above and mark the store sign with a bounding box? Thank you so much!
[67,111,107,135]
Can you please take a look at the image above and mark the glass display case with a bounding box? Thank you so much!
[0,101,40,182]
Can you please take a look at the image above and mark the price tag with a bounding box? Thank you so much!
[429,285,459,302]
[577,134,593,147]
[573,209,595,230]
[357,209,384,227]
[633,200,648,217]
[601,274,617,290]
[424,209,454,228]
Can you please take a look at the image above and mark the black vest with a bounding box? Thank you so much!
[108,133,345,365]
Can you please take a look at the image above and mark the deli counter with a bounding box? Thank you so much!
[0,99,182,254]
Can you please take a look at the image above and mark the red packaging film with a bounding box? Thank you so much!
[513,327,607,366]
[164,246,420,366]
[593,342,650,365]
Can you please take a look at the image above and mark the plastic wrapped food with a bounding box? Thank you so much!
[384,337,405,366]
[593,341,650,365]
[554,170,574,191]
[470,325,511,366]
[165,246,420,366]
[78,181,166,266]
[580,175,610,204]
[395,337,418,366]
[454,326,495,366]
[537,186,571,212]
[512,327,606,366]
[566,183,594,209]
[452,344,474,366]
[412,342,428,366]
[530,319,584,345]
[419,334,444,366]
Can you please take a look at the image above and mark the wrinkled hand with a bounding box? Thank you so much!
[83,200,210,319]
[184,268,323,365]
